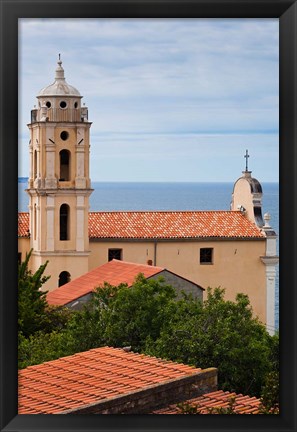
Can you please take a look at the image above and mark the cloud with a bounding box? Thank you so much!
[19,18,279,182]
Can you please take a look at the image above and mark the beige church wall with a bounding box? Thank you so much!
[88,241,156,269]
[89,239,267,323]
[155,240,267,323]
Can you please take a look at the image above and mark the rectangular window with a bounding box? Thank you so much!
[108,248,122,262]
[200,248,213,264]
[18,252,22,264]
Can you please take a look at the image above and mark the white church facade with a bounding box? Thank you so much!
[18,58,279,333]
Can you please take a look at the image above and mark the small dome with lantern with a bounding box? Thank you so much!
[37,56,81,98]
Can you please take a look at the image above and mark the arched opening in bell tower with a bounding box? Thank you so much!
[59,149,70,181]
[58,271,71,287]
[60,204,70,240]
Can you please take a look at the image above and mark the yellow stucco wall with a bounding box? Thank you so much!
[89,238,267,323]
[18,238,31,264]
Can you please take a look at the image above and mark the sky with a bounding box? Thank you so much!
[19,19,279,182]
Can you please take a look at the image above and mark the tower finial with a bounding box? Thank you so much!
[244,149,250,172]
[55,54,64,80]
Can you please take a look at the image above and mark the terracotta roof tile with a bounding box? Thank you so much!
[152,390,261,414]
[18,211,264,240]
[18,346,199,414]
[89,211,264,239]
[18,212,30,238]
[47,259,165,305]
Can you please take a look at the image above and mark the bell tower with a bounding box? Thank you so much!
[231,150,264,227]
[27,56,93,291]
[231,151,279,334]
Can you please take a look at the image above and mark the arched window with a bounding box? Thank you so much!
[59,150,70,181]
[34,150,37,179]
[60,204,70,240]
[58,271,71,287]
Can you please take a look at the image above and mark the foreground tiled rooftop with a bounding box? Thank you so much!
[152,390,261,414]
[46,259,168,306]
[18,346,202,414]
[18,211,264,239]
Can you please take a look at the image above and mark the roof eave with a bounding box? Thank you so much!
[89,236,265,242]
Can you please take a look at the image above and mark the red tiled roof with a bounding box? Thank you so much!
[18,212,30,238]
[152,390,261,414]
[46,259,166,306]
[89,211,264,239]
[18,346,200,414]
[18,211,264,239]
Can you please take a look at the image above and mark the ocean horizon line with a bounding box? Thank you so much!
[87,180,280,185]
[18,178,279,184]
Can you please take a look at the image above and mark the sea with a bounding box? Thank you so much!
[18,179,279,330]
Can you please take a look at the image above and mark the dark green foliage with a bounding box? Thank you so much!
[177,402,201,414]
[62,304,106,352]
[259,371,279,414]
[178,396,237,414]
[18,252,75,367]
[18,249,50,337]
[96,275,177,351]
[259,332,279,413]
[145,287,274,397]
[42,305,74,333]
[18,330,70,369]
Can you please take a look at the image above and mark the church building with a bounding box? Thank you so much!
[18,58,279,334]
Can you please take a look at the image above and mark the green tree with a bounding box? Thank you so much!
[177,396,237,414]
[18,304,107,369]
[18,330,69,369]
[259,331,279,413]
[18,251,76,368]
[145,287,274,397]
[93,275,178,352]
[18,250,50,337]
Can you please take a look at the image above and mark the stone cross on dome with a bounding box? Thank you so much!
[244,149,250,172]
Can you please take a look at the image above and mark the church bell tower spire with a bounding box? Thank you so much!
[27,57,93,291]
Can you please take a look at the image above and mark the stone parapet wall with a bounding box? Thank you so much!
[62,367,217,415]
